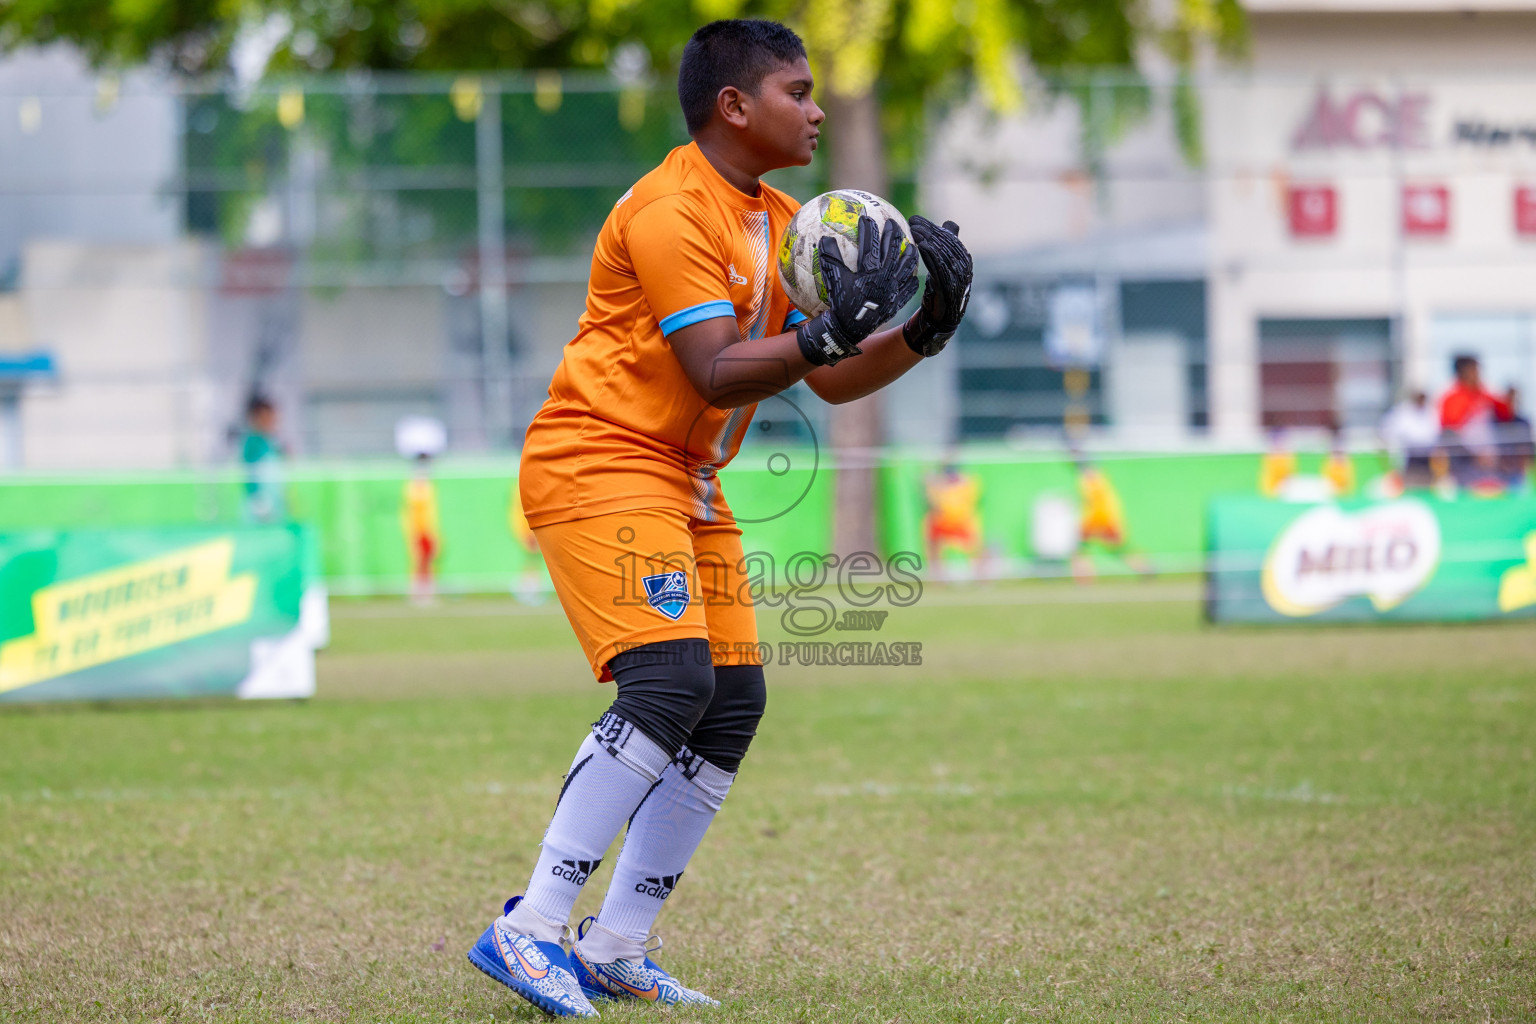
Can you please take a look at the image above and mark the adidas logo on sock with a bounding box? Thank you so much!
[553,858,602,884]
[634,872,683,899]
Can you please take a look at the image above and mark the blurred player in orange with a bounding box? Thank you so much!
[1259,428,1296,497]
[507,485,545,604]
[401,455,441,606]
[1072,459,1150,581]
[466,19,975,1017]
[923,462,983,578]
[1322,426,1356,497]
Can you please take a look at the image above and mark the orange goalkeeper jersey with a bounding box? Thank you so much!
[519,142,805,528]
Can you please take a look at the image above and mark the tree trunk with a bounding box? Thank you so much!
[823,87,888,560]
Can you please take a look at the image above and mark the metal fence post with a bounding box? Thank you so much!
[476,83,511,448]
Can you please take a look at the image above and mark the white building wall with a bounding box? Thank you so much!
[923,81,1206,259]
[1205,8,1536,438]
[0,48,180,275]
[19,240,218,469]
[300,286,447,457]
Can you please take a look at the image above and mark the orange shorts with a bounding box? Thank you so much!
[1080,520,1125,548]
[533,507,762,682]
[927,517,979,547]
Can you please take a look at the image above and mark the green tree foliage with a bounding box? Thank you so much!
[2,0,1244,127]
[1,0,1247,235]
[6,0,1246,246]
[182,78,688,255]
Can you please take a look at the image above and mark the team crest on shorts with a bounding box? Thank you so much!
[642,571,691,621]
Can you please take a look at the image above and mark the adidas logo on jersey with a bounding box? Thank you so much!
[553,858,602,884]
[634,872,683,899]
[727,264,748,287]
[615,187,634,208]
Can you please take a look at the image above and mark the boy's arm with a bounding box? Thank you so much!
[669,216,972,409]
[667,319,914,409]
[665,319,820,408]
[801,326,921,404]
[667,215,917,408]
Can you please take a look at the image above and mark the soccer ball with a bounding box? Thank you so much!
[777,189,914,318]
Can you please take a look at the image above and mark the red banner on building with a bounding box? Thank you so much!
[1403,185,1450,236]
[1516,187,1536,237]
[1288,185,1337,237]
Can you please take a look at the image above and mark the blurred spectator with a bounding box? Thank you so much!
[402,454,441,606]
[1322,426,1356,497]
[1379,389,1439,489]
[240,394,286,523]
[1259,429,1296,497]
[1440,354,1512,460]
[1496,387,1534,489]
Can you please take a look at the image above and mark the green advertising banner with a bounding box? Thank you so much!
[0,448,1433,594]
[1205,496,1536,623]
[0,525,326,703]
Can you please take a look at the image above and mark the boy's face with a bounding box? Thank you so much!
[743,57,824,168]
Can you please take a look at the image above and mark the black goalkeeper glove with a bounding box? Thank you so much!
[796,215,920,367]
[903,216,973,357]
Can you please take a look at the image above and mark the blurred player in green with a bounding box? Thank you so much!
[240,394,286,523]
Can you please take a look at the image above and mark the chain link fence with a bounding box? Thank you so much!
[2,60,1535,470]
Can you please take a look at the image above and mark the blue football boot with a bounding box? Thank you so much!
[569,917,720,1007]
[467,897,600,1017]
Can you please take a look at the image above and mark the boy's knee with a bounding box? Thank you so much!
[683,663,766,773]
[716,663,767,725]
[605,639,716,756]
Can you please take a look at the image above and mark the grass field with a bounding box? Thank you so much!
[3,582,1534,1022]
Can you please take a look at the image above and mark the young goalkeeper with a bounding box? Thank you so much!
[467,19,973,1016]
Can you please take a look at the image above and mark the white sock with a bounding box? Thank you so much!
[590,747,735,954]
[576,918,646,964]
[505,713,673,942]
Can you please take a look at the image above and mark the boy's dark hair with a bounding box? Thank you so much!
[1452,353,1479,376]
[247,393,274,418]
[677,20,807,135]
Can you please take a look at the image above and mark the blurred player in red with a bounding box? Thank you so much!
[465,19,974,1018]
[401,455,441,605]
[923,462,983,578]
[1073,460,1151,582]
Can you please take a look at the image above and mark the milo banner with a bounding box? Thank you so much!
[1205,496,1536,623]
[0,525,327,703]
